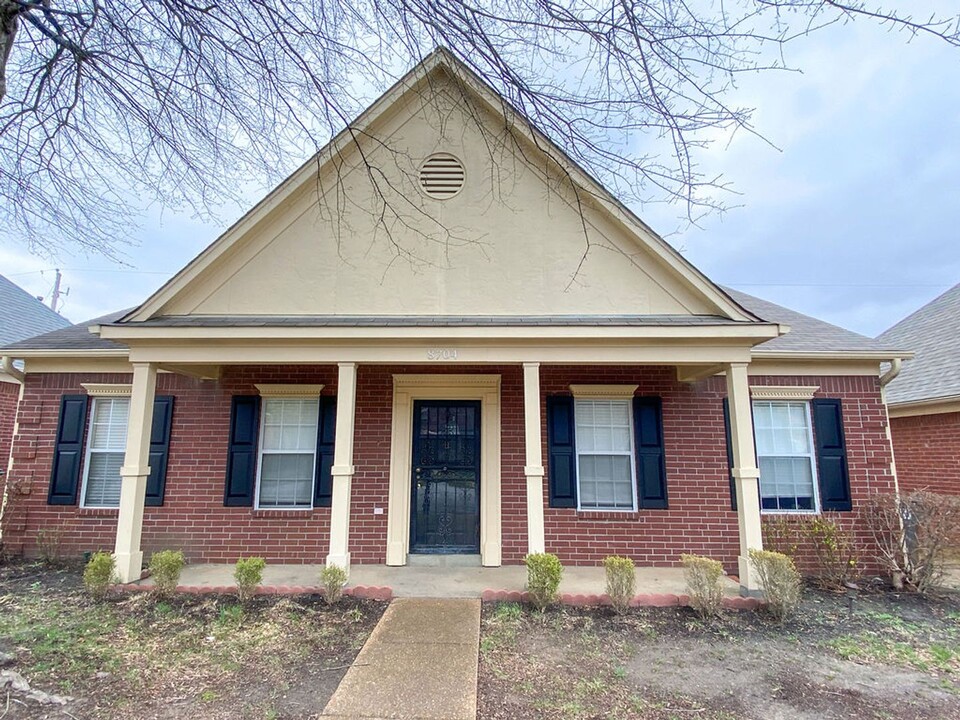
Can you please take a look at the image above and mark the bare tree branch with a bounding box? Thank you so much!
[0,0,956,261]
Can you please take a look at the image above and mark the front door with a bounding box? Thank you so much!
[410,400,481,553]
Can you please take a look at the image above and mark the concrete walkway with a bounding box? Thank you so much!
[323,598,480,719]
[146,563,740,599]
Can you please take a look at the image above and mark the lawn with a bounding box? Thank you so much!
[478,586,960,720]
[0,562,385,719]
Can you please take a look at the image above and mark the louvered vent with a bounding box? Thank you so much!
[418,153,465,199]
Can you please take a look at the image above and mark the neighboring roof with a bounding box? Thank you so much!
[0,310,129,353]
[725,288,905,356]
[0,274,71,346]
[877,282,960,405]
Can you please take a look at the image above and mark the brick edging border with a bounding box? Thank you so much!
[480,589,764,610]
[112,583,393,601]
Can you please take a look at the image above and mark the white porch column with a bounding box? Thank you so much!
[725,362,763,595]
[523,362,546,554]
[326,362,357,572]
[114,362,157,583]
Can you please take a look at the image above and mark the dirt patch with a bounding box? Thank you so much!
[479,586,960,719]
[0,562,385,719]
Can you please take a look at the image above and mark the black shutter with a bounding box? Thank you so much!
[145,396,175,507]
[313,396,337,507]
[224,395,260,507]
[634,396,668,509]
[546,396,577,508]
[722,398,737,511]
[812,398,852,511]
[48,395,88,505]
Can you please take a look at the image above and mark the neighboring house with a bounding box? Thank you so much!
[0,274,71,490]
[0,50,909,595]
[878,283,960,494]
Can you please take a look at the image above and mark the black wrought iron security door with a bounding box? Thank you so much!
[410,401,481,553]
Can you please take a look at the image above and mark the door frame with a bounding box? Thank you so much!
[387,374,501,567]
[409,399,482,554]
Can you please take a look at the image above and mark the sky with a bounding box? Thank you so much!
[2,14,958,338]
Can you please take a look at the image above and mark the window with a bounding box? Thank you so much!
[81,397,129,508]
[574,399,637,510]
[753,400,819,512]
[256,397,318,509]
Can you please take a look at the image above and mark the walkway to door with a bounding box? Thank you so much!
[323,598,480,719]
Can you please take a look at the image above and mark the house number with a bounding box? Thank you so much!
[427,348,458,360]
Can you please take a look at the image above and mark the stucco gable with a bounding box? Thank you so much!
[126,50,755,323]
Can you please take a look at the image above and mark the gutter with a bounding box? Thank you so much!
[0,356,24,383]
[879,358,902,387]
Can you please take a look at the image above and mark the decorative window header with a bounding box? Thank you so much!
[254,383,325,397]
[749,385,819,401]
[568,384,638,399]
[81,383,132,397]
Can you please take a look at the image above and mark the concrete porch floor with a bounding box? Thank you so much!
[138,562,741,599]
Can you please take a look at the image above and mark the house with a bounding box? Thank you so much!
[0,274,71,497]
[878,282,960,494]
[0,50,910,596]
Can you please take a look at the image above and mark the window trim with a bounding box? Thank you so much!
[254,395,320,511]
[753,399,821,515]
[573,397,639,512]
[79,395,130,510]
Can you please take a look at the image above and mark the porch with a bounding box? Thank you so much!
[135,562,744,601]
[91,318,774,596]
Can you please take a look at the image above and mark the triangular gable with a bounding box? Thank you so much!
[124,49,759,323]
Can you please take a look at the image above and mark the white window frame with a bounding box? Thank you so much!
[753,399,821,515]
[79,395,130,509]
[573,397,639,512]
[254,395,319,511]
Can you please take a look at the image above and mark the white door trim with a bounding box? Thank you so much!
[386,374,502,567]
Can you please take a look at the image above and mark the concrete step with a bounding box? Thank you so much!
[406,553,482,568]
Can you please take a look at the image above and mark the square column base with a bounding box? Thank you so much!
[738,555,763,598]
[115,550,144,584]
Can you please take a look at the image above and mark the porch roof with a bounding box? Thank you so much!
[113,313,743,328]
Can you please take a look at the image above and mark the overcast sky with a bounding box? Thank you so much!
[2,16,958,338]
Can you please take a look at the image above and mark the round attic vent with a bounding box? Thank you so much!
[418,153,465,199]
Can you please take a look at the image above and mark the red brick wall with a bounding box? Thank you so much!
[1,367,895,574]
[891,412,960,495]
[0,380,19,472]
[0,380,20,524]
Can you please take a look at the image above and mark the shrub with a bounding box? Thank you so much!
[234,557,266,602]
[680,554,724,620]
[524,552,562,611]
[749,549,801,623]
[761,517,800,558]
[36,526,64,565]
[603,555,636,614]
[799,516,860,590]
[83,551,116,599]
[321,564,348,605]
[149,549,185,597]
[863,490,960,593]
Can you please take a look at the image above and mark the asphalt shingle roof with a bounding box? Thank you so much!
[724,287,898,355]
[0,289,906,360]
[0,310,129,353]
[877,283,960,405]
[0,274,71,346]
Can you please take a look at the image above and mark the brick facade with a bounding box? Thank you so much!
[0,367,896,574]
[0,380,20,519]
[891,412,960,495]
